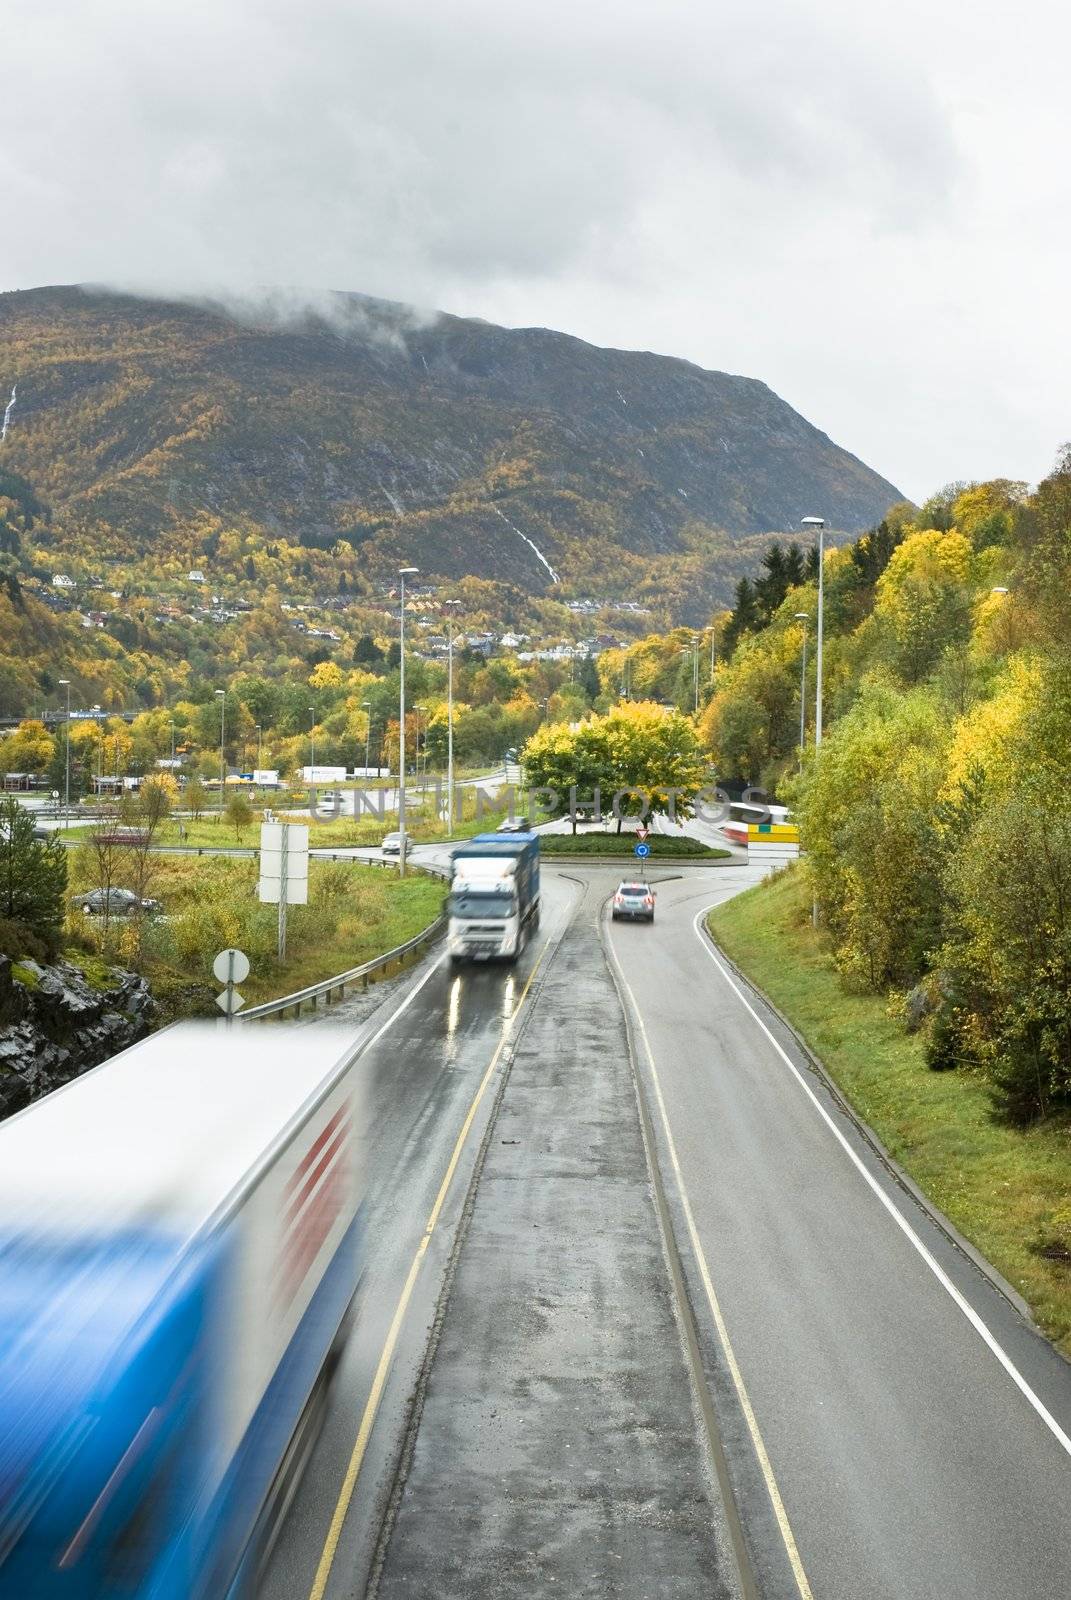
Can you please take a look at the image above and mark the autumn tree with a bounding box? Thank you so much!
[184,776,207,820]
[0,719,55,776]
[0,796,68,955]
[224,790,254,843]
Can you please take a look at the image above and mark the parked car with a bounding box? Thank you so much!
[380,831,410,858]
[496,815,531,834]
[74,887,160,917]
[610,881,655,922]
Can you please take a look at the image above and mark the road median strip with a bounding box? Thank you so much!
[367,887,740,1600]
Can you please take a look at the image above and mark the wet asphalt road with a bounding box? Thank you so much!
[262,856,1071,1600]
[606,869,1071,1600]
[260,858,580,1600]
[372,874,739,1600]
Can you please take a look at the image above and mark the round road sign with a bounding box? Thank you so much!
[634,842,650,859]
[213,947,250,985]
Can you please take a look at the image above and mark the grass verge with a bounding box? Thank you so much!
[66,853,444,1013]
[60,792,519,851]
[708,865,1071,1358]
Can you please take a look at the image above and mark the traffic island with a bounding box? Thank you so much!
[372,890,740,1600]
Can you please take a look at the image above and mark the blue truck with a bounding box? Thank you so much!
[447,832,540,962]
[0,1023,365,1598]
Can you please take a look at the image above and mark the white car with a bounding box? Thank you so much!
[380,831,410,858]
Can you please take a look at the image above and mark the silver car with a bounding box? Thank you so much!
[611,881,655,922]
[75,887,160,917]
[380,831,410,857]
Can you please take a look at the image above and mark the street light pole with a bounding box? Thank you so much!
[308,706,315,777]
[802,517,826,749]
[415,706,428,789]
[445,600,460,833]
[362,701,372,777]
[215,690,225,814]
[801,518,826,928]
[397,565,419,875]
[58,679,71,828]
[794,612,809,761]
[693,636,700,713]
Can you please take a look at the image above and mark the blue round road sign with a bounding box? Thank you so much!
[634,842,650,858]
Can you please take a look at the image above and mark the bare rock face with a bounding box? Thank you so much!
[0,955,156,1121]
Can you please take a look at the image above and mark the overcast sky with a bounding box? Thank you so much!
[3,0,1067,501]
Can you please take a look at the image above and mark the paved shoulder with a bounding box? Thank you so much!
[372,883,740,1599]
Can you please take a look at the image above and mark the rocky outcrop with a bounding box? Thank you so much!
[0,955,156,1120]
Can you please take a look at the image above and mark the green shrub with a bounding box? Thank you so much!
[0,917,50,963]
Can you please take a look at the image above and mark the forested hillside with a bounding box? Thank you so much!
[0,285,899,615]
[697,452,1071,1126]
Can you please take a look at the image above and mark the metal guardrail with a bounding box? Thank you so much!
[236,862,449,1023]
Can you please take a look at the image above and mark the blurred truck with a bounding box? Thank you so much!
[447,832,540,962]
[0,1023,366,1598]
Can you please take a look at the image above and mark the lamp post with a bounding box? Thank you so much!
[415,705,428,789]
[801,517,826,927]
[794,613,809,761]
[362,701,373,776]
[801,517,827,748]
[308,706,316,778]
[255,724,263,773]
[215,690,225,812]
[58,679,71,828]
[170,719,176,767]
[445,600,461,832]
[397,565,419,875]
[679,639,699,713]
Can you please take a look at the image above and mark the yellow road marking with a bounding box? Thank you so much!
[614,957,815,1600]
[308,939,550,1600]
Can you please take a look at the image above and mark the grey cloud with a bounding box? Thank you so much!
[1,0,958,298]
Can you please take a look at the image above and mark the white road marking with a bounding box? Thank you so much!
[692,905,1071,1463]
[359,947,447,1052]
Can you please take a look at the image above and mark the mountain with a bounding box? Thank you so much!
[0,285,901,614]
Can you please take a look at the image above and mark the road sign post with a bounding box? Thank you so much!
[278,822,288,960]
[213,946,250,1026]
[258,820,309,960]
[634,842,650,859]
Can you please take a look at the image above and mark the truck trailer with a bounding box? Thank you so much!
[0,1024,365,1599]
[447,832,540,962]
